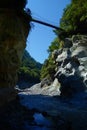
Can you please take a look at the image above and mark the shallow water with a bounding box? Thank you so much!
[24,113,54,130]
[34,113,51,126]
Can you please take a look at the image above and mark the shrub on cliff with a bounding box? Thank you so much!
[60,0,87,36]
[40,35,64,80]
[40,55,56,81]
[47,37,64,53]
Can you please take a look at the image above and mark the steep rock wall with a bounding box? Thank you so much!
[0,8,31,106]
[54,35,87,97]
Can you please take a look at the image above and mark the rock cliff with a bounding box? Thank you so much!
[0,4,31,106]
[28,35,87,97]
[54,35,87,97]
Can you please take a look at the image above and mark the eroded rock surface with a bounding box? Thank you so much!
[55,35,87,97]
[0,7,31,106]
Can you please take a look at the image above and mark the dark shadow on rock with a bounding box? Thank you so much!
[0,98,34,130]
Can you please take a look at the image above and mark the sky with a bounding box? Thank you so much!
[26,0,71,63]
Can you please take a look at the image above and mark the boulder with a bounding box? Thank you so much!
[41,78,52,88]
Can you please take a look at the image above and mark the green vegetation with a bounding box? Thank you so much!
[41,0,87,80]
[60,0,87,36]
[47,37,64,53]
[40,55,56,81]
[18,50,42,84]
[41,32,64,80]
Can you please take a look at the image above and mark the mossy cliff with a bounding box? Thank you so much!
[0,1,31,106]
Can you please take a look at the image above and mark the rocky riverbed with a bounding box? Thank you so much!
[1,82,87,130]
[18,82,87,130]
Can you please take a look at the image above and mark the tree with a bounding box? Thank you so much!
[40,55,56,80]
[60,0,87,36]
[48,38,60,53]
[18,50,42,84]
[48,37,64,53]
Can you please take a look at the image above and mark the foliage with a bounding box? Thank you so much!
[41,35,64,80]
[60,0,87,36]
[40,55,56,80]
[47,38,59,53]
[48,37,64,53]
[18,50,42,83]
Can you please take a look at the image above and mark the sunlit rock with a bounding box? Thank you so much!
[55,35,87,97]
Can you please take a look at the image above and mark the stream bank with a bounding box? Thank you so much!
[0,98,60,130]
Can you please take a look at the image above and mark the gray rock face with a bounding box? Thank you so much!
[21,35,87,98]
[41,78,52,88]
[55,35,87,97]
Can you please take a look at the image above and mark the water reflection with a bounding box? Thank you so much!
[24,113,55,130]
[34,113,52,127]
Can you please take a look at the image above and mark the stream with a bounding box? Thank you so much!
[24,112,56,130]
